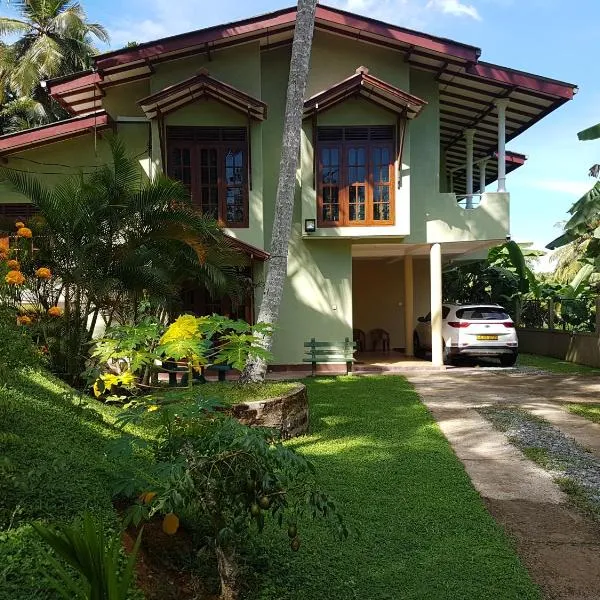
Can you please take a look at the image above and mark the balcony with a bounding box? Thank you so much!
[425,191,509,244]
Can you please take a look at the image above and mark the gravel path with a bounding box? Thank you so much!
[478,406,600,516]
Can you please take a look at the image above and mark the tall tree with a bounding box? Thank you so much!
[547,122,600,271]
[240,0,318,383]
[0,0,109,125]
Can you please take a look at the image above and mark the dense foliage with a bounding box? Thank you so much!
[0,0,109,131]
[0,137,247,385]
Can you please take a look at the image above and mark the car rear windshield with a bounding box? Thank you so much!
[456,307,510,320]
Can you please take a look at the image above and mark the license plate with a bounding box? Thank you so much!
[477,335,498,341]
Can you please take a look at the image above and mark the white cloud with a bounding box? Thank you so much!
[333,0,482,25]
[426,0,481,20]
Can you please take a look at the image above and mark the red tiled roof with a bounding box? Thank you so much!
[138,69,267,120]
[0,111,111,155]
[304,67,427,119]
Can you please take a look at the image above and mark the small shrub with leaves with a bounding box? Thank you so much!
[33,512,142,600]
[90,314,272,397]
[113,402,346,600]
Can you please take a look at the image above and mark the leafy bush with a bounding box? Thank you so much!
[0,307,43,376]
[90,314,272,398]
[114,402,346,600]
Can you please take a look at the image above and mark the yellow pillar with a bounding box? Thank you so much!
[404,255,414,356]
[430,243,443,366]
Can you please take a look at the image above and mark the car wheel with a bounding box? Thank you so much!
[500,353,517,367]
[413,333,425,358]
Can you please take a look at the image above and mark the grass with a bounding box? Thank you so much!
[565,403,600,424]
[522,447,552,468]
[154,381,299,407]
[518,353,600,375]
[250,376,540,600]
[0,368,141,600]
[2,372,540,599]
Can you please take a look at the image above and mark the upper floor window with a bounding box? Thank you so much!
[317,126,395,227]
[167,126,248,227]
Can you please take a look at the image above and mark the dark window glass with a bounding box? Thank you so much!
[167,127,248,227]
[456,307,510,320]
[317,127,394,227]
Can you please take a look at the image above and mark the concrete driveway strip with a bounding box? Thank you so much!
[406,370,600,600]
[406,373,565,503]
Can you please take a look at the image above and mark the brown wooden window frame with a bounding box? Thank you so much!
[166,126,249,228]
[316,126,395,227]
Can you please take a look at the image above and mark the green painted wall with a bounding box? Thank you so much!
[405,69,440,244]
[270,231,353,365]
[0,134,112,204]
[151,41,262,97]
[103,80,150,117]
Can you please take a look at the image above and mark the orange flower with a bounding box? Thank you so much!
[6,259,19,270]
[47,306,62,317]
[15,221,24,229]
[162,513,179,535]
[16,315,32,326]
[35,267,51,279]
[0,252,6,261]
[5,270,25,285]
[16,227,32,238]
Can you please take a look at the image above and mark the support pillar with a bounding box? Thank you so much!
[404,255,414,356]
[464,129,475,208]
[495,99,509,192]
[479,159,489,194]
[595,297,600,334]
[430,243,443,367]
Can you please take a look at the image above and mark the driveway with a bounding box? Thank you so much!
[407,369,600,600]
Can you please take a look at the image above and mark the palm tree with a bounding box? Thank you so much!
[0,136,245,383]
[0,0,109,124]
[240,0,318,383]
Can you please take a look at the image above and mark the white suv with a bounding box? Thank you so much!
[413,303,518,366]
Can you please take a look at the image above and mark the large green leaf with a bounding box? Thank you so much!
[578,122,600,141]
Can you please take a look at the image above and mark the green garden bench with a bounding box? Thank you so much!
[303,337,356,376]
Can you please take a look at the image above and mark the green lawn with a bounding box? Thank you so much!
[518,353,600,375]
[565,403,600,424]
[2,372,539,599]
[0,369,136,600]
[251,376,540,600]
[155,380,299,406]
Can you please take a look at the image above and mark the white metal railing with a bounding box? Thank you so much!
[455,193,482,209]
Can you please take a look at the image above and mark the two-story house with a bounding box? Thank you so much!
[0,5,576,368]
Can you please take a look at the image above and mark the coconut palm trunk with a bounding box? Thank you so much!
[240,0,318,383]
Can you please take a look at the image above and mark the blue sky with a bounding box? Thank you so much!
[5,0,600,264]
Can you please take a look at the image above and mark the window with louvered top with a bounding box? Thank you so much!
[166,127,248,227]
[317,126,395,227]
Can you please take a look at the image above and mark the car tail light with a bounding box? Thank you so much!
[502,322,515,328]
[448,321,470,328]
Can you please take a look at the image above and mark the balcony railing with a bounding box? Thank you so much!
[455,193,482,209]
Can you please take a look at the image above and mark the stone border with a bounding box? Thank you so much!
[227,383,308,439]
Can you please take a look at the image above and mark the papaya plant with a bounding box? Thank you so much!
[113,411,347,600]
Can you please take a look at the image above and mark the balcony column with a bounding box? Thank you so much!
[404,255,414,356]
[430,243,443,367]
[464,129,475,208]
[448,170,454,193]
[495,99,510,192]
[479,158,489,194]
